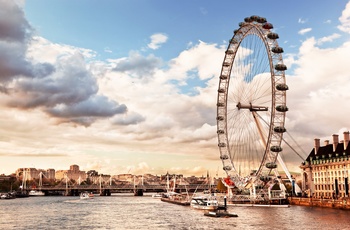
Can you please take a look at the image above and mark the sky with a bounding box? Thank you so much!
[1,0,350,177]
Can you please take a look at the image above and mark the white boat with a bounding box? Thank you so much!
[80,192,94,199]
[29,190,45,196]
[190,194,219,211]
[152,192,163,198]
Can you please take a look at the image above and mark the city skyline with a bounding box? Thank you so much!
[1,0,350,176]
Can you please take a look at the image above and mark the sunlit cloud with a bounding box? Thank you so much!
[338,1,350,33]
[317,33,341,45]
[147,33,168,50]
[298,28,312,35]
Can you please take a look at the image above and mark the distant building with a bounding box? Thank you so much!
[15,168,56,180]
[300,132,350,198]
[55,164,86,182]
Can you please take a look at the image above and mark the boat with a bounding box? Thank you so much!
[204,210,238,218]
[0,192,16,199]
[203,196,238,218]
[29,190,45,196]
[80,192,93,199]
[152,192,163,198]
[161,192,191,206]
[190,194,219,211]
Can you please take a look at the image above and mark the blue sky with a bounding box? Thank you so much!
[1,0,350,176]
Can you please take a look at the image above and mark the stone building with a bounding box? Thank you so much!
[300,131,350,198]
[16,168,56,180]
[55,164,86,182]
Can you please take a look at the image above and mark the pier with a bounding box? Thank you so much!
[289,197,350,210]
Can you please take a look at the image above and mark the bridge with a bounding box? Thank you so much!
[34,183,213,196]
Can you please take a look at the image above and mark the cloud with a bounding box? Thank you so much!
[112,51,162,78]
[147,33,168,50]
[316,33,341,45]
[286,37,350,155]
[298,28,312,35]
[338,1,350,33]
[298,18,307,24]
[46,95,127,125]
[112,111,145,126]
[0,0,31,42]
[0,1,55,84]
[0,2,124,126]
[6,53,97,108]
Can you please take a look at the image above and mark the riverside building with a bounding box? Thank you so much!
[300,132,350,198]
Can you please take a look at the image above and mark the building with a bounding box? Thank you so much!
[55,164,86,182]
[15,168,56,180]
[300,131,350,198]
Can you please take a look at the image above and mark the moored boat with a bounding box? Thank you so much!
[0,192,16,199]
[29,190,45,196]
[161,192,190,206]
[190,194,219,211]
[152,192,163,198]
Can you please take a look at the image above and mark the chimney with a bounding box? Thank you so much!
[344,131,350,150]
[324,140,329,146]
[314,138,320,155]
[333,134,339,152]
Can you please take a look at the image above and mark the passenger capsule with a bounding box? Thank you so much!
[262,22,273,29]
[218,88,225,93]
[270,145,283,152]
[276,84,289,91]
[265,162,278,169]
[244,17,253,23]
[274,126,286,133]
[220,75,228,80]
[216,116,224,121]
[238,22,247,27]
[218,143,226,147]
[225,49,234,55]
[250,15,260,21]
[223,62,231,67]
[257,17,267,23]
[217,129,225,134]
[220,155,229,160]
[275,64,287,71]
[272,47,284,53]
[276,105,288,112]
[223,165,232,171]
[267,32,279,39]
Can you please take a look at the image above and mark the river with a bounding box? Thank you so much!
[0,193,349,230]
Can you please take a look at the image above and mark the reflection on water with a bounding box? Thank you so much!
[0,194,349,230]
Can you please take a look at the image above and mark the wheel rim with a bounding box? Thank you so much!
[217,16,288,189]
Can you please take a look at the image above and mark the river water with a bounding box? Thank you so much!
[0,193,349,230]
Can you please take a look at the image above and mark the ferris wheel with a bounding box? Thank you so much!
[217,15,288,190]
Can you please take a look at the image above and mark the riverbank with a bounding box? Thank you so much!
[289,197,350,210]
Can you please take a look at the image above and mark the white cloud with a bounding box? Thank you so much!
[298,18,307,24]
[338,1,350,33]
[286,37,350,156]
[147,33,168,50]
[298,28,312,35]
[316,33,341,45]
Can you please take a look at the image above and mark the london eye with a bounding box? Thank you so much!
[217,16,288,190]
